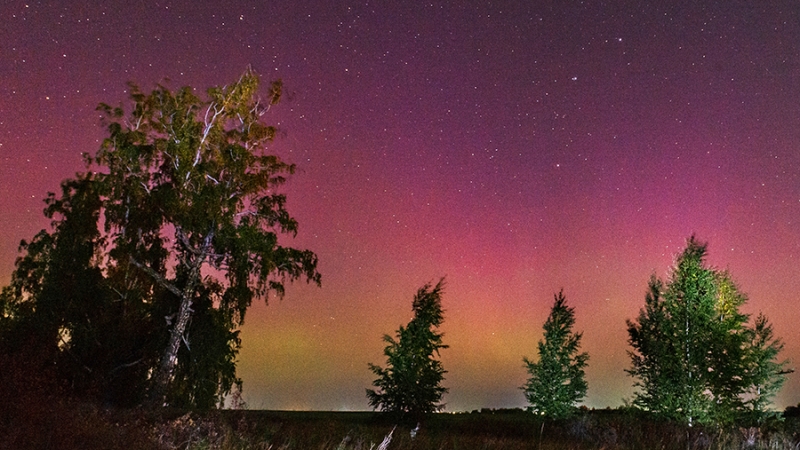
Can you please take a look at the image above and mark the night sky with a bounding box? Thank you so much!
[2,1,800,411]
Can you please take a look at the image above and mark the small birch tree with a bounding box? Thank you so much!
[367,279,449,419]
[522,290,589,419]
[627,236,788,425]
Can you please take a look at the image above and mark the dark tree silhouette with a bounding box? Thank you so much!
[367,279,449,419]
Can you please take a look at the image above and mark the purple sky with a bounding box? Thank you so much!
[2,1,800,411]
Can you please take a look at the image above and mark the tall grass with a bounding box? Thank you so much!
[3,391,800,450]
[147,409,800,450]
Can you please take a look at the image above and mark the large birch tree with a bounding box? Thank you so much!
[95,68,320,406]
[0,68,320,408]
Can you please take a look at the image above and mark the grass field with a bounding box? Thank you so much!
[149,408,800,450]
[5,397,800,450]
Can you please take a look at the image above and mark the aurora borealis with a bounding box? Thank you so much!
[2,1,800,411]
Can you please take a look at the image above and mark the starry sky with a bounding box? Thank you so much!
[2,1,800,412]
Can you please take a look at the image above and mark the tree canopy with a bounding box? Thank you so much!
[0,68,320,408]
[522,290,589,419]
[626,236,787,425]
[367,279,449,419]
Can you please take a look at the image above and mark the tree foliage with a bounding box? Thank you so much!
[626,236,787,425]
[367,279,449,419]
[0,68,320,408]
[522,290,589,419]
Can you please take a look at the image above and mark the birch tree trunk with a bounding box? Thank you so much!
[145,229,213,407]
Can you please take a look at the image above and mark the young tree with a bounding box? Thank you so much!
[627,236,787,425]
[628,238,720,425]
[367,279,449,419]
[740,313,788,423]
[625,276,687,420]
[0,68,321,408]
[522,290,589,419]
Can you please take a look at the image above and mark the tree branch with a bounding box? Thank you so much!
[109,357,144,376]
[129,256,181,297]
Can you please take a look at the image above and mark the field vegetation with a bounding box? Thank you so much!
[4,384,800,450]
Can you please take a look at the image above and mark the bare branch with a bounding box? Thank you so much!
[129,256,181,297]
[192,147,202,168]
[175,227,202,256]
[109,358,143,376]
[181,333,191,352]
